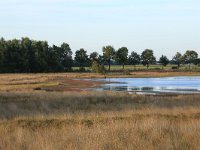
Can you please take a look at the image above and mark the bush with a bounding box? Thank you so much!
[172,66,178,70]
[79,67,86,72]
[154,67,161,70]
[123,69,131,75]
[91,61,105,74]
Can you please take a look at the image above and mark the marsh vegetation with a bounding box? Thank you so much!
[0,92,200,149]
[0,73,200,149]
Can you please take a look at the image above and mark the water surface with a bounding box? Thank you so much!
[88,76,200,94]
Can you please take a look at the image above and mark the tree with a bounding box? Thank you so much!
[60,43,73,71]
[0,38,5,72]
[172,52,183,69]
[3,39,23,72]
[183,50,198,69]
[141,49,156,69]
[159,55,169,69]
[128,51,140,69]
[115,47,128,69]
[90,51,99,64]
[75,48,88,69]
[98,55,105,65]
[194,59,200,65]
[90,52,99,61]
[27,40,49,72]
[0,37,74,73]
[48,45,63,71]
[102,46,115,71]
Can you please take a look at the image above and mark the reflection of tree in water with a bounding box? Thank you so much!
[160,87,167,90]
[103,86,155,92]
[127,87,140,91]
[98,77,200,94]
[141,87,154,91]
[104,86,128,91]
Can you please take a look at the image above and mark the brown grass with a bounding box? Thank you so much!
[0,72,200,92]
[0,92,200,149]
[0,73,200,149]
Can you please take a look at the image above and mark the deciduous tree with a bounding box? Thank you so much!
[75,48,88,69]
[115,47,128,69]
[128,51,140,69]
[141,49,156,69]
[159,55,169,69]
[102,46,115,71]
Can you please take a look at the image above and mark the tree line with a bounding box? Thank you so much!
[0,37,199,73]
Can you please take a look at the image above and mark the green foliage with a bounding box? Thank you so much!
[60,43,73,71]
[0,37,73,73]
[172,52,183,69]
[183,50,198,64]
[115,47,128,69]
[102,45,115,71]
[0,37,200,73]
[172,66,178,70]
[159,55,169,68]
[141,49,156,69]
[91,61,105,74]
[90,52,99,62]
[128,51,141,66]
[75,48,89,68]
[183,50,198,69]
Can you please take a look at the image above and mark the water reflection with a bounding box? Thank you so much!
[89,76,200,94]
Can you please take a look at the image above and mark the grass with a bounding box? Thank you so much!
[0,72,200,92]
[73,64,200,71]
[0,92,200,149]
[0,73,200,149]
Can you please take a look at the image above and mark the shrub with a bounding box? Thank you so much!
[91,61,105,74]
[172,66,178,70]
[123,69,131,75]
[79,67,86,72]
[154,67,161,70]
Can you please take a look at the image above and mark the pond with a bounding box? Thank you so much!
[88,76,200,94]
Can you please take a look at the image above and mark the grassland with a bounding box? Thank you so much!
[0,73,200,150]
[1,92,200,150]
[0,71,200,92]
[73,64,200,71]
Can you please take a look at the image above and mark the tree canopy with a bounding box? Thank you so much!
[75,48,89,68]
[115,47,128,69]
[141,49,156,69]
[0,37,199,73]
[128,51,141,67]
[102,46,115,71]
[159,55,169,68]
[0,37,73,73]
[172,52,183,68]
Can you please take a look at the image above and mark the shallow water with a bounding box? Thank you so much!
[88,76,200,94]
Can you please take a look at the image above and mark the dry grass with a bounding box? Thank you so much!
[0,72,200,92]
[0,73,200,149]
[0,92,200,149]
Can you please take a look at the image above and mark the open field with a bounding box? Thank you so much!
[0,92,200,149]
[73,64,200,71]
[0,73,200,149]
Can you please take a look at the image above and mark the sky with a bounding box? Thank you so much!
[0,0,200,59]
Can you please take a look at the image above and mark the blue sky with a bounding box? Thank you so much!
[0,0,200,59]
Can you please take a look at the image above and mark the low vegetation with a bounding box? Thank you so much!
[0,73,200,149]
[0,92,200,149]
[0,72,200,92]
